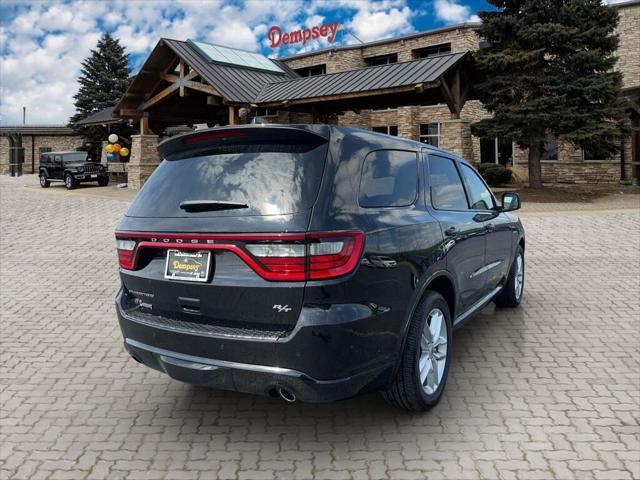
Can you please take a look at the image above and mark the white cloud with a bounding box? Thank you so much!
[433,0,478,24]
[0,0,423,125]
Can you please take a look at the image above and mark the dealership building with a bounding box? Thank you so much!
[4,0,637,187]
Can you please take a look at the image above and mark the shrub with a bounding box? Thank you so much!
[479,164,512,187]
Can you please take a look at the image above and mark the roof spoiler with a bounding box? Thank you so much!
[157,125,329,159]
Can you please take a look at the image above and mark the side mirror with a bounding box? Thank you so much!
[501,192,521,212]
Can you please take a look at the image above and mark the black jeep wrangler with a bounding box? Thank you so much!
[39,151,109,189]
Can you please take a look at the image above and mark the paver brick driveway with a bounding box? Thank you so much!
[1,175,639,480]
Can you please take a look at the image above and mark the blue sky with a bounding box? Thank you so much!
[0,0,621,125]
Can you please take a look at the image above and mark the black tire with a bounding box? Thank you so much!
[494,245,525,308]
[39,174,50,188]
[383,291,453,412]
[98,176,109,187]
[64,173,76,190]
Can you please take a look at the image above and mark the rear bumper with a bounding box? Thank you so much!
[116,291,398,402]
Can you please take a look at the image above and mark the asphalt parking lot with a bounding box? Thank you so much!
[1,175,639,480]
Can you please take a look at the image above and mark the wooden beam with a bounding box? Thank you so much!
[140,115,149,135]
[439,77,458,118]
[179,61,186,97]
[453,69,461,112]
[228,106,238,125]
[119,108,142,117]
[184,81,221,96]
[139,83,178,110]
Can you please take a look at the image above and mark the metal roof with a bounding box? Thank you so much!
[0,125,76,135]
[75,106,119,126]
[163,39,296,103]
[256,52,468,104]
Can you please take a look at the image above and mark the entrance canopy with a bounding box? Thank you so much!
[112,37,475,131]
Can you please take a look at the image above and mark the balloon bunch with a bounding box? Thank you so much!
[105,134,129,161]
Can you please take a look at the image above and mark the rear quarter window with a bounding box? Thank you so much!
[359,150,418,208]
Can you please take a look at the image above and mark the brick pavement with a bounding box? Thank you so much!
[1,175,639,480]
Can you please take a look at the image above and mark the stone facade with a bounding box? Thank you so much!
[282,24,480,73]
[0,133,84,175]
[614,1,640,91]
[0,137,10,175]
[128,134,161,190]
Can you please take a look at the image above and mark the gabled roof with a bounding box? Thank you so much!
[162,39,295,103]
[256,52,469,105]
[75,106,119,126]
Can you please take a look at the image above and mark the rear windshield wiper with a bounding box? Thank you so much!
[179,200,249,212]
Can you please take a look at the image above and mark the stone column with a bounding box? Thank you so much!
[439,120,473,160]
[128,134,160,190]
[100,141,109,165]
[398,106,418,140]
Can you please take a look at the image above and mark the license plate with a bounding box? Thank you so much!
[164,250,211,282]
[91,174,97,178]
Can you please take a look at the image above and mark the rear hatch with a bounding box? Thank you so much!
[116,126,339,333]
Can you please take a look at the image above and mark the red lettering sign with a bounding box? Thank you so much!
[267,22,340,48]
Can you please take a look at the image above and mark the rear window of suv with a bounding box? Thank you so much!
[127,140,329,218]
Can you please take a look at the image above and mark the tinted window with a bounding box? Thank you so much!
[63,152,88,163]
[459,163,495,210]
[359,150,417,208]
[127,141,328,218]
[428,156,468,210]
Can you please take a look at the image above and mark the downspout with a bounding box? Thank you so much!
[31,134,35,174]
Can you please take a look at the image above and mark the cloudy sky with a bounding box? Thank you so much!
[0,0,623,125]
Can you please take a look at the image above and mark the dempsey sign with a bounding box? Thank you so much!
[267,22,340,48]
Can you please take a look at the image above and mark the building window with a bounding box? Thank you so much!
[294,64,326,77]
[419,123,440,147]
[582,145,611,161]
[413,43,452,59]
[372,126,398,136]
[255,107,277,117]
[366,53,398,66]
[541,133,558,161]
[480,137,513,166]
[359,150,418,208]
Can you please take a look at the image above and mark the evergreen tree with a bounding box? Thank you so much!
[70,33,132,158]
[471,0,627,188]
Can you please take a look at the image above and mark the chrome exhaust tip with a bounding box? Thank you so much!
[278,388,296,402]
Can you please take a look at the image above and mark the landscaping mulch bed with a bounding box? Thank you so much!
[495,184,640,203]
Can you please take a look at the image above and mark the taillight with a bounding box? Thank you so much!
[245,243,306,281]
[307,233,362,280]
[114,231,364,281]
[116,238,136,269]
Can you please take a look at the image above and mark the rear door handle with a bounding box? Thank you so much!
[485,223,495,232]
[444,227,458,237]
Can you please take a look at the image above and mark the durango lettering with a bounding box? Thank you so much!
[267,22,340,48]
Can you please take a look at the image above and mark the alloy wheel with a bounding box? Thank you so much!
[515,254,524,300]
[419,308,448,395]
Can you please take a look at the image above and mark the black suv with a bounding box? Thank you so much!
[39,151,108,189]
[114,125,525,411]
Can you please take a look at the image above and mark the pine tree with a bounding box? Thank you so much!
[70,33,132,157]
[471,0,627,188]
